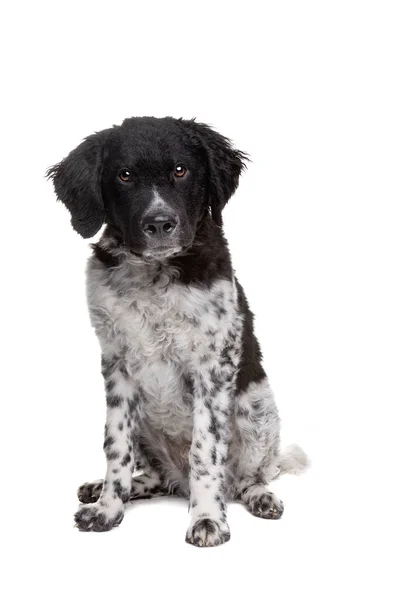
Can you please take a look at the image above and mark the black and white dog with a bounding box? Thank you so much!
[48,117,308,546]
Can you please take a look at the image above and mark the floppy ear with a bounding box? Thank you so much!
[181,119,248,226]
[47,132,107,238]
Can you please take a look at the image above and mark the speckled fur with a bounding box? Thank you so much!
[74,232,288,542]
[48,116,309,546]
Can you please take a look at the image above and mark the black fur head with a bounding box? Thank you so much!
[47,117,247,259]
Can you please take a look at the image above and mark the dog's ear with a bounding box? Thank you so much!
[181,119,248,226]
[47,131,108,238]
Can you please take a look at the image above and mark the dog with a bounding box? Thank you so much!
[48,116,308,546]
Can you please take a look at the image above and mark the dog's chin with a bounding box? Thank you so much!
[136,246,183,261]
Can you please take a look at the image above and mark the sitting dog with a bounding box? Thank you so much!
[48,116,308,546]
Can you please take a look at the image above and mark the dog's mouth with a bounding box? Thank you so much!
[128,244,192,261]
[142,246,182,259]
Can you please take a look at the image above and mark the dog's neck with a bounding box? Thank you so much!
[92,214,233,287]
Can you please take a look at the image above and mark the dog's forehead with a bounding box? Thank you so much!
[109,118,193,164]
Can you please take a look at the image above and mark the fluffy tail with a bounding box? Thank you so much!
[274,444,310,479]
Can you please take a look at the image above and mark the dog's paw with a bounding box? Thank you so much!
[244,487,284,520]
[74,501,124,532]
[186,518,231,547]
[77,480,103,504]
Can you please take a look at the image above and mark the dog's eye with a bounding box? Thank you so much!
[119,169,131,182]
[174,164,187,178]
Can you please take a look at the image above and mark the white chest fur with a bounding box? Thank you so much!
[86,256,238,439]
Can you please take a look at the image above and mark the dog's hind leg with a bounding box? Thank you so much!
[78,469,172,504]
[77,479,104,504]
[229,378,285,519]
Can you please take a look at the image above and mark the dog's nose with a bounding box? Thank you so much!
[141,214,178,238]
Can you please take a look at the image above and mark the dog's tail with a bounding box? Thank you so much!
[273,444,310,479]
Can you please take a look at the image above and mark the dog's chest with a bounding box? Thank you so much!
[112,281,207,363]
[90,265,234,358]
[88,261,236,437]
[118,283,198,435]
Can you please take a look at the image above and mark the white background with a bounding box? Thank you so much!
[2,1,399,598]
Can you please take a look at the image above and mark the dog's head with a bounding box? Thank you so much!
[48,117,247,259]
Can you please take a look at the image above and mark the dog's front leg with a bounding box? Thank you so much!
[186,365,233,547]
[74,355,139,532]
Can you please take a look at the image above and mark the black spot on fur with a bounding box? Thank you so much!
[209,413,221,442]
[121,453,131,466]
[103,436,114,449]
[106,394,122,408]
[113,480,129,503]
[106,450,120,461]
[119,363,130,379]
[237,406,250,419]
[192,453,202,466]
[105,379,115,394]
